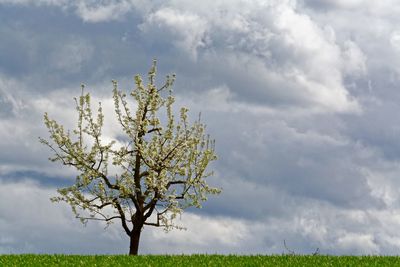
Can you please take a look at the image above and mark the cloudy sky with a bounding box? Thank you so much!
[2,0,400,255]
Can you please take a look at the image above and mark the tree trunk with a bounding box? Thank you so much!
[129,226,142,255]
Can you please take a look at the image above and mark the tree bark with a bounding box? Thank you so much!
[129,226,142,255]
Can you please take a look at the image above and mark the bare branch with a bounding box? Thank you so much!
[143,212,165,228]
[167,180,187,187]
[283,240,296,255]
[147,128,162,134]
[144,222,162,227]
[76,215,122,222]
[113,200,132,236]
[92,202,113,210]
[144,190,159,217]
[139,171,149,179]
[312,248,320,256]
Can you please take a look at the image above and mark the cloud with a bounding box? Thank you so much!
[146,213,251,253]
[0,0,361,112]
[51,37,94,72]
[0,0,141,23]
[75,0,134,23]
[337,233,379,254]
[0,179,128,254]
[0,76,25,118]
[0,0,70,6]
[138,1,360,113]
[3,0,400,256]
[0,178,258,254]
[0,76,124,179]
[140,7,208,60]
[341,40,367,76]
[2,177,400,255]
[301,0,364,10]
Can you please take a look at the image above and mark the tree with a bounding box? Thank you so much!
[40,60,221,255]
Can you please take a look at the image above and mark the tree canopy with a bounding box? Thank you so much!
[40,60,221,255]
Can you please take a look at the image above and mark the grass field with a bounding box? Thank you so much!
[2,255,400,266]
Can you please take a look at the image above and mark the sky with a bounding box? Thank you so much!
[1,0,400,255]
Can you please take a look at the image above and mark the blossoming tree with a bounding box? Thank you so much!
[40,61,221,255]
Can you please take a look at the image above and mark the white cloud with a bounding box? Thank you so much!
[0,78,128,177]
[138,0,359,113]
[140,8,208,60]
[267,2,358,112]
[341,40,367,76]
[390,31,400,52]
[337,233,379,254]
[75,0,134,23]
[149,213,249,249]
[0,179,128,254]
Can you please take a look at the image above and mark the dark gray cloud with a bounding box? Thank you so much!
[0,4,148,91]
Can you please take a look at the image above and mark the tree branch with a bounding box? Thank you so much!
[147,128,162,134]
[139,171,149,179]
[167,180,187,188]
[76,215,122,222]
[144,190,159,217]
[113,199,132,236]
[143,213,166,228]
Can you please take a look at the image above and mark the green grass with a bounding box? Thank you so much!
[2,254,400,266]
